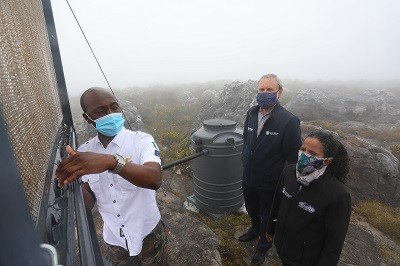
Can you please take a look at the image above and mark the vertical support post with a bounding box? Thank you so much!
[41,0,74,127]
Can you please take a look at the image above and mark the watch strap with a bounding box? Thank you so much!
[110,154,126,174]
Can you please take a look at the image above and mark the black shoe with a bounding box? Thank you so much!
[251,249,266,266]
[238,231,259,242]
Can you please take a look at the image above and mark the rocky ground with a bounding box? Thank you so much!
[92,168,400,265]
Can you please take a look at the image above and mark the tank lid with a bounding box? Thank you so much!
[202,118,236,130]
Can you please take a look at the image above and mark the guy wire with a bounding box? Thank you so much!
[65,0,133,130]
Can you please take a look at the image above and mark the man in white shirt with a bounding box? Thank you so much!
[56,87,167,265]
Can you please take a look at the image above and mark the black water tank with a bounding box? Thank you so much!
[190,118,244,214]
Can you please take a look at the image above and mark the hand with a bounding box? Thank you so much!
[266,234,274,243]
[55,145,115,187]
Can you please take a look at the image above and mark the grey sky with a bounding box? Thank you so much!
[51,0,400,96]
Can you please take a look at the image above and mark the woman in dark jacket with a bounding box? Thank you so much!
[266,131,351,266]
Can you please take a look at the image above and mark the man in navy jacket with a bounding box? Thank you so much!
[239,74,301,265]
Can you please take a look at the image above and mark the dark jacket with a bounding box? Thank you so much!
[242,103,301,190]
[267,164,351,266]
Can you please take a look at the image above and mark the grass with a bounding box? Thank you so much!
[196,213,251,265]
[354,201,400,243]
[390,144,400,161]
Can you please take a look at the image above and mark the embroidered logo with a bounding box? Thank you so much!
[266,131,279,136]
[299,202,315,213]
[152,142,161,157]
[282,188,292,198]
[248,127,253,132]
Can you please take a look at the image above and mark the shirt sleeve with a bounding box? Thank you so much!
[137,133,161,165]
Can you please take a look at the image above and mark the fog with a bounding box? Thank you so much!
[50,0,400,96]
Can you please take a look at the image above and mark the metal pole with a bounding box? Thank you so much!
[161,149,209,170]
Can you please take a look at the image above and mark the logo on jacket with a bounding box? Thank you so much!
[282,188,292,198]
[266,131,279,136]
[247,127,253,132]
[299,202,315,213]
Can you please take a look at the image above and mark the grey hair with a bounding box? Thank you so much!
[259,74,283,90]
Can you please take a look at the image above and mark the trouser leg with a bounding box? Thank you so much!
[256,189,275,251]
[140,220,168,265]
[242,183,261,236]
[106,220,168,266]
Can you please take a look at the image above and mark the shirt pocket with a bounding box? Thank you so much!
[86,174,101,197]
[116,176,138,194]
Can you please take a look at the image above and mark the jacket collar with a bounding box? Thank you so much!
[250,102,282,117]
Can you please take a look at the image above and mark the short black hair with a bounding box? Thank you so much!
[80,87,111,112]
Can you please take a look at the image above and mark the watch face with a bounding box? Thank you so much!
[115,154,124,162]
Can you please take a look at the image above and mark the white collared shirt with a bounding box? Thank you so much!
[78,127,161,256]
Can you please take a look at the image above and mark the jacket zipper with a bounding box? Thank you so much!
[297,185,302,194]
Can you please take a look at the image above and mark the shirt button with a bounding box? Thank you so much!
[117,214,120,217]
[113,200,116,203]
[110,184,113,187]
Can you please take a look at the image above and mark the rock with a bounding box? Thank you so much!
[340,223,380,265]
[161,211,222,266]
[158,170,222,265]
[286,89,400,125]
[194,80,257,129]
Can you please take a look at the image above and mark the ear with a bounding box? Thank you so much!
[82,113,92,125]
[277,88,283,99]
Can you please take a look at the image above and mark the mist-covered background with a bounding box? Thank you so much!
[51,0,400,96]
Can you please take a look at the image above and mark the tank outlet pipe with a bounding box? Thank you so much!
[161,149,209,171]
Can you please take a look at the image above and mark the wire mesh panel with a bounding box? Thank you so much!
[0,0,62,223]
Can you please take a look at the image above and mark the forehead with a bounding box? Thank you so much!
[302,137,325,156]
[258,78,279,90]
[84,90,117,111]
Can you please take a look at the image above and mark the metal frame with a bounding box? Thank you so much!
[40,0,104,264]
[0,111,50,265]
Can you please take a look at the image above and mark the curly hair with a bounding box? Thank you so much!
[306,131,350,183]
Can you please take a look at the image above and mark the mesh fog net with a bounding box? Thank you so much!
[0,0,63,223]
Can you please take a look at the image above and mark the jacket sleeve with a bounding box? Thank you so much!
[242,110,250,162]
[243,110,250,146]
[266,167,286,235]
[282,116,302,164]
[317,191,351,266]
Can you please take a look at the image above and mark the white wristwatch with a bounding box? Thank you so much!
[110,154,126,174]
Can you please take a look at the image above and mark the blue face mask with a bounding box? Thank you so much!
[86,112,125,137]
[256,92,278,108]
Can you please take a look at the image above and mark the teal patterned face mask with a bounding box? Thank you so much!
[296,151,328,176]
